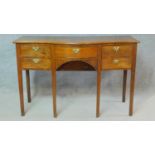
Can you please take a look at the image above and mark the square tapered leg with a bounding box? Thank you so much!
[122,70,127,103]
[26,70,31,103]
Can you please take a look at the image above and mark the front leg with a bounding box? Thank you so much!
[26,70,31,103]
[52,61,57,118]
[129,70,136,116]
[18,68,25,116]
[122,70,127,103]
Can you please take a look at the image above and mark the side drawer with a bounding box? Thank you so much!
[102,57,131,70]
[102,45,133,58]
[20,44,51,58]
[21,58,51,70]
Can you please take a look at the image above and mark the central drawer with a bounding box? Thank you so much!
[54,46,98,58]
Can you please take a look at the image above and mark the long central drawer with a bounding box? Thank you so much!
[53,46,98,58]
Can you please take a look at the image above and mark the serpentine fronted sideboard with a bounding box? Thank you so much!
[14,36,139,118]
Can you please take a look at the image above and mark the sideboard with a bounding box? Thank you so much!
[14,36,139,118]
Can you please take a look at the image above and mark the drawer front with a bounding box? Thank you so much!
[102,45,133,58]
[21,58,51,70]
[102,57,131,70]
[54,46,98,58]
[20,44,51,58]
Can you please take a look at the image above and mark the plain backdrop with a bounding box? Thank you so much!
[0,34,155,120]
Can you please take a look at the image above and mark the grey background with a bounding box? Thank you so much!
[0,34,155,120]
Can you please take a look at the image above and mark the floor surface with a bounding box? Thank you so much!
[0,80,154,121]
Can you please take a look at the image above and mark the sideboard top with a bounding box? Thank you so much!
[14,35,139,44]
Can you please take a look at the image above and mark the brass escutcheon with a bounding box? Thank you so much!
[73,48,80,54]
[113,46,120,54]
[32,46,40,52]
[32,58,40,63]
[113,59,120,64]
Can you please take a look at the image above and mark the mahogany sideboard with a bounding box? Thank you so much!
[14,36,139,118]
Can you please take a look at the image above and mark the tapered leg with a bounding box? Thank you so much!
[122,70,127,102]
[129,70,136,116]
[52,62,57,118]
[17,69,25,116]
[96,63,101,118]
[26,70,31,103]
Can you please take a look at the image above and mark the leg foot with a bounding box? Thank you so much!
[21,111,25,116]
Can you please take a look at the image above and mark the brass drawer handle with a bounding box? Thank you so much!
[73,48,80,54]
[113,46,120,54]
[113,59,120,64]
[32,46,40,52]
[32,58,40,64]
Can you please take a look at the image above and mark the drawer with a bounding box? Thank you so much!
[54,46,98,58]
[21,58,51,70]
[20,44,51,58]
[102,45,133,58]
[102,57,131,70]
